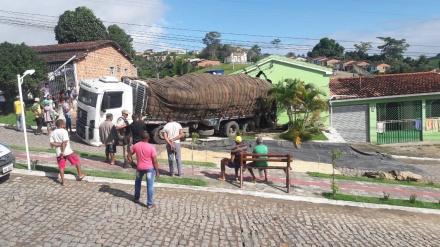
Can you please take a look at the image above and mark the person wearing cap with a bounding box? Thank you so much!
[247,137,269,182]
[163,116,184,177]
[14,96,25,131]
[218,136,250,182]
[32,98,43,135]
[116,109,131,167]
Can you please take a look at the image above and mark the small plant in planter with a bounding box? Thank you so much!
[409,194,417,203]
[383,191,390,200]
[331,149,344,195]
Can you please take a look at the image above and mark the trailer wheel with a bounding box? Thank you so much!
[151,126,166,144]
[241,120,255,134]
[223,121,239,137]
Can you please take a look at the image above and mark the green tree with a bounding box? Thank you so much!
[55,6,108,44]
[377,37,410,61]
[269,79,328,131]
[173,57,195,76]
[144,53,173,79]
[346,42,372,60]
[307,37,344,58]
[107,24,134,56]
[0,42,47,101]
[248,45,262,63]
[271,39,281,50]
[218,44,237,61]
[201,31,222,60]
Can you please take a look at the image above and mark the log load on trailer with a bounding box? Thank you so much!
[76,74,274,146]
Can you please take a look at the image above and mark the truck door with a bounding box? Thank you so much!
[100,91,124,123]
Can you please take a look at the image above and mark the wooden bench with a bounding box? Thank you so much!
[239,153,292,193]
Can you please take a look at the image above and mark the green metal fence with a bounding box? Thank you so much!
[376,101,422,144]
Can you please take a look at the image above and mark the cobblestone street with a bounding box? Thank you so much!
[1,174,440,247]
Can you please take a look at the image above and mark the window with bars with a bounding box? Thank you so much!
[426,100,440,118]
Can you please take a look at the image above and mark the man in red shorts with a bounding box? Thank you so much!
[50,119,86,186]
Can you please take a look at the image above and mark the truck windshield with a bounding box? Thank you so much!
[78,88,98,107]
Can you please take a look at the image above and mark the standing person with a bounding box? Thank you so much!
[127,132,159,209]
[0,90,6,115]
[68,82,77,100]
[40,83,50,100]
[116,109,131,168]
[43,101,54,136]
[247,137,269,182]
[50,119,86,186]
[31,98,43,135]
[62,97,72,134]
[163,116,184,177]
[129,113,146,146]
[99,113,117,165]
[14,96,25,132]
[218,136,249,182]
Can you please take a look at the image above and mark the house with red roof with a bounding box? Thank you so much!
[31,40,137,94]
[329,71,440,143]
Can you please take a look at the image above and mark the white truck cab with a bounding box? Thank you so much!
[76,76,133,146]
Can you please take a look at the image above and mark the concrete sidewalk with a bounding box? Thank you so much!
[12,149,440,204]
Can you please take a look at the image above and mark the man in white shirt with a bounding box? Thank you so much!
[40,83,50,99]
[163,116,184,176]
[50,119,86,186]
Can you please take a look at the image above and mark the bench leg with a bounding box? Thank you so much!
[240,166,243,189]
[286,168,291,193]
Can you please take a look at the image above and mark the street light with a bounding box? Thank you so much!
[17,69,35,170]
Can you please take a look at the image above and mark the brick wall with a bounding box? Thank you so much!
[75,45,137,80]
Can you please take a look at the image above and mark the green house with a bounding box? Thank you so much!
[233,55,333,124]
[330,71,440,143]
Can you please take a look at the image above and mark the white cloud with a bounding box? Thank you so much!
[0,0,169,52]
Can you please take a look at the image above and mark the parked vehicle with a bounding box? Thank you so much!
[0,143,15,179]
[76,74,275,146]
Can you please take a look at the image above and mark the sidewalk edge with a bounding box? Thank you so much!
[11,169,440,215]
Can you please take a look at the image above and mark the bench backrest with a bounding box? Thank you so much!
[239,153,292,168]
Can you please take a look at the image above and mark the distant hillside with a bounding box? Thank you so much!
[429,54,440,68]
[194,63,250,74]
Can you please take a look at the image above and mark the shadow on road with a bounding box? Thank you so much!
[98,184,147,207]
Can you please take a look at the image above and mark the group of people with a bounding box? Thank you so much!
[11,82,77,134]
[48,106,267,210]
[98,109,180,209]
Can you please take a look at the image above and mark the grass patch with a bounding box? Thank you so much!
[308,172,440,189]
[323,192,440,210]
[10,145,216,168]
[311,132,328,141]
[15,163,207,186]
[0,104,38,127]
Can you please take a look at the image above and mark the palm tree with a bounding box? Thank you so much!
[269,79,328,131]
[295,83,328,129]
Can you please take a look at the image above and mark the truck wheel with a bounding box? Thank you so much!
[242,120,255,134]
[223,121,239,137]
[151,126,166,144]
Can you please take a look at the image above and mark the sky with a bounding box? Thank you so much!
[1,0,440,57]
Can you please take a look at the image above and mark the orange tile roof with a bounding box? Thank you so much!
[330,71,440,100]
[31,40,132,62]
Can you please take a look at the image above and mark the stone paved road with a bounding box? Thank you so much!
[1,175,440,247]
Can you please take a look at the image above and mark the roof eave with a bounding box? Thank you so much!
[330,91,440,103]
[242,57,333,75]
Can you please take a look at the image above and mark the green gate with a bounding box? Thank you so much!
[376,101,422,144]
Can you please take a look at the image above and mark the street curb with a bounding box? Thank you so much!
[392,155,440,161]
[12,169,440,215]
